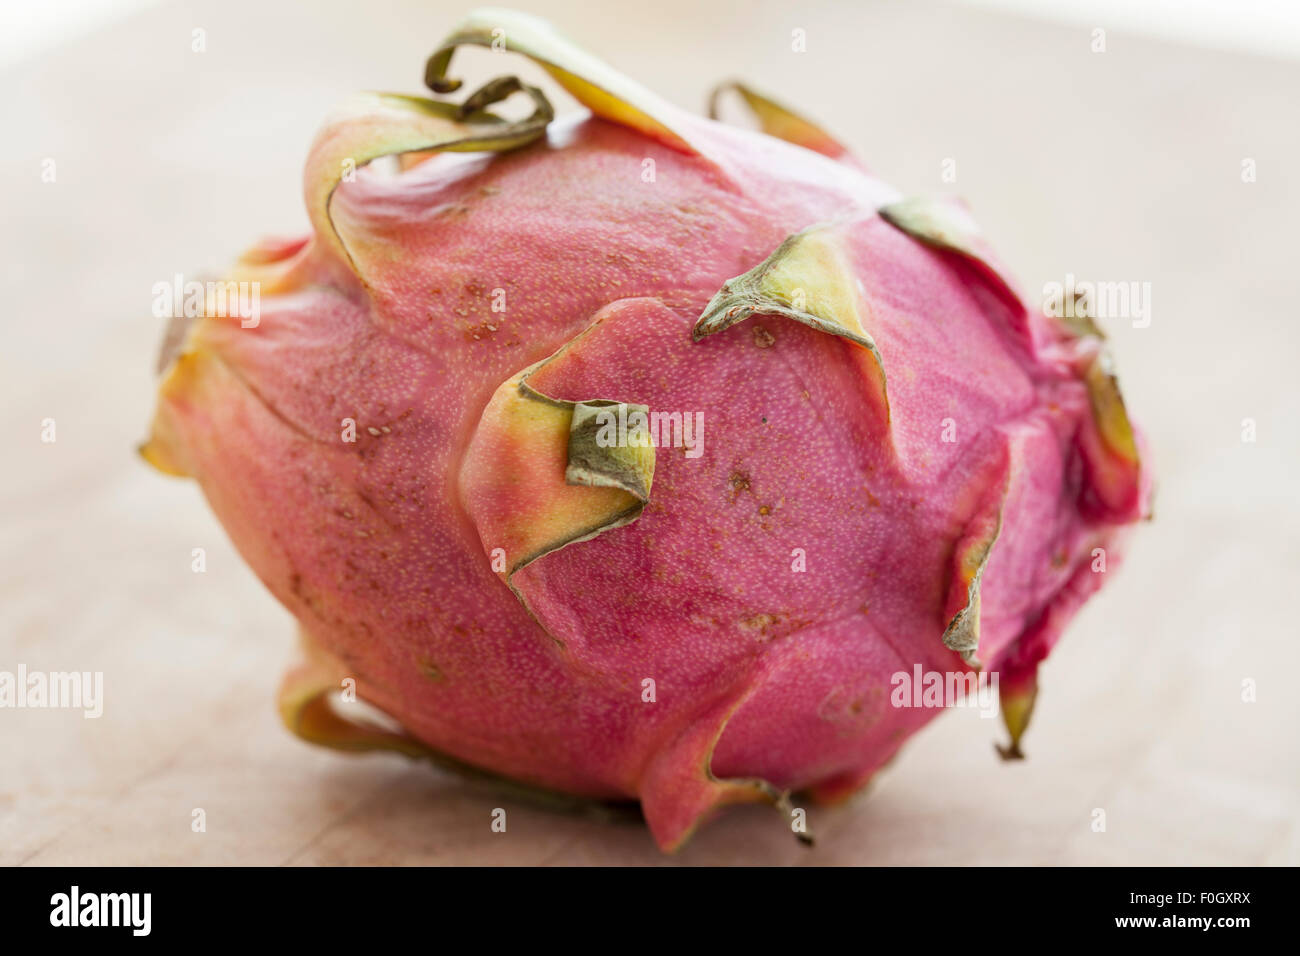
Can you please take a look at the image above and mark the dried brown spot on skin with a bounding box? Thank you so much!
[738,613,783,642]
[464,320,501,341]
[729,470,752,500]
[738,612,812,644]
[752,325,775,348]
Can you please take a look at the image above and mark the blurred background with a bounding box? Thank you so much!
[1,0,1296,865]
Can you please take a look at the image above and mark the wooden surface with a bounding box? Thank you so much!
[1,0,1297,865]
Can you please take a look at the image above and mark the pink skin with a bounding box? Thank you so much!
[148,96,1149,848]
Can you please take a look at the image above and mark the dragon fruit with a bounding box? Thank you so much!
[141,8,1151,850]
